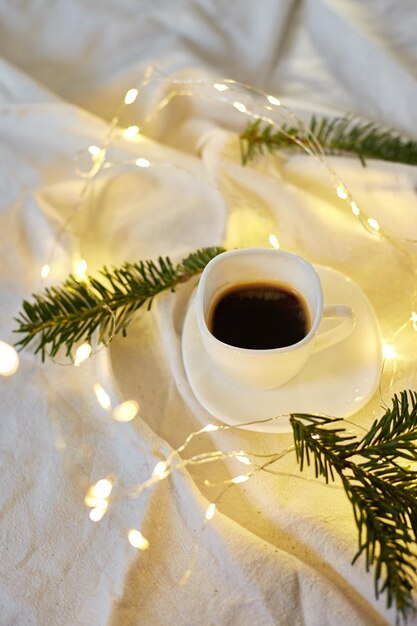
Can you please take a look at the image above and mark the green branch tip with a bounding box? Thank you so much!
[14,246,225,361]
[240,115,417,167]
[290,390,417,621]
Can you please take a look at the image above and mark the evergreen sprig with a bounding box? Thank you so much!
[290,391,417,622]
[14,246,225,361]
[240,116,417,167]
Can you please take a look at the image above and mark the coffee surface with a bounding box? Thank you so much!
[209,282,310,350]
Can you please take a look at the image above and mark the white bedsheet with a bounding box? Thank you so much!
[1,2,417,625]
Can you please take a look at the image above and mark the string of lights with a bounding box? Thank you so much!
[3,66,417,596]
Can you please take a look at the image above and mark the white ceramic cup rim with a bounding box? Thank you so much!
[196,248,324,355]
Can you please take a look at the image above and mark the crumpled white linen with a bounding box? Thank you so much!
[1,2,417,625]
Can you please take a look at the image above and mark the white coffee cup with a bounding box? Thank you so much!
[195,248,355,390]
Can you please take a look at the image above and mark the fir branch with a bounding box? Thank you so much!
[240,116,417,167]
[290,391,417,622]
[14,246,225,361]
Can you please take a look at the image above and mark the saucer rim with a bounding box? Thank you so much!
[181,265,382,433]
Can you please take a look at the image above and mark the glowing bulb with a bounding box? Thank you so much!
[91,478,113,499]
[93,383,111,410]
[123,125,140,139]
[128,529,149,550]
[367,217,380,231]
[74,258,88,280]
[201,424,219,433]
[336,185,348,200]
[88,145,101,157]
[152,461,167,479]
[351,201,360,216]
[231,474,249,484]
[205,503,216,520]
[311,433,320,440]
[124,88,138,105]
[236,455,251,465]
[0,341,19,376]
[84,495,108,509]
[269,234,280,249]
[383,344,397,360]
[267,94,281,106]
[213,82,228,92]
[113,400,139,422]
[74,342,92,366]
[135,158,150,168]
[40,264,50,278]
[89,508,106,522]
[233,101,247,113]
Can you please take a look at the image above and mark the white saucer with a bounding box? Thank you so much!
[181,266,382,433]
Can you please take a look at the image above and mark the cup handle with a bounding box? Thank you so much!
[313,305,355,354]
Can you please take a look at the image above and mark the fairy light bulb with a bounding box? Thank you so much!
[88,145,101,158]
[89,508,106,522]
[124,88,138,105]
[74,258,88,280]
[367,217,380,231]
[85,479,113,522]
[152,461,168,479]
[236,455,251,466]
[128,529,149,550]
[91,479,113,499]
[0,341,19,376]
[233,101,247,113]
[383,344,397,360]
[205,503,216,521]
[336,185,348,200]
[74,343,92,366]
[135,158,150,168]
[231,474,250,484]
[123,125,140,139]
[213,83,228,92]
[201,424,219,433]
[40,264,50,278]
[84,495,108,509]
[269,234,280,249]
[113,400,139,422]
[266,94,281,106]
[351,201,360,216]
[93,383,111,410]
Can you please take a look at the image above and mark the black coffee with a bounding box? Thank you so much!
[209,282,310,350]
